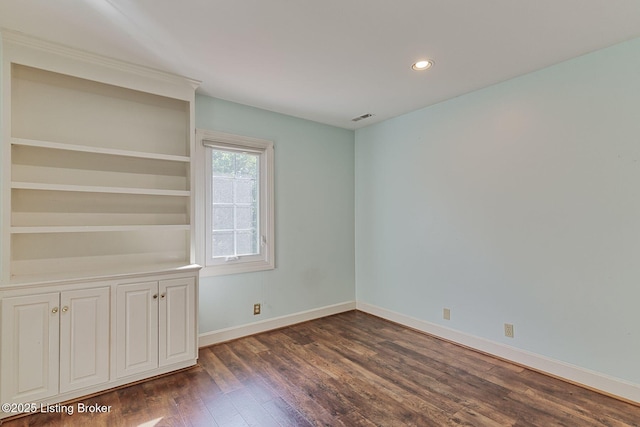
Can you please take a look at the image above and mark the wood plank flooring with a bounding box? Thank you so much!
[3,311,640,426]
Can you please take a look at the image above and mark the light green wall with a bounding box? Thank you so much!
[355,37,640,384]
[196,96,355,333]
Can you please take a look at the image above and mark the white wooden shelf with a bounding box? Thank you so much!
[10,225,190,234]
[12,182,191,197]
[11,138,191,163]
[3,53,195,288]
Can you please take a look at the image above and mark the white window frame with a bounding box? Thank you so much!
[196,129,274,276]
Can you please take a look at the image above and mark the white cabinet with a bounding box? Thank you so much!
[59,287,110,393]
[0,30,200,420]
[0,270,198,417]
[0,287,109,403]
[159,278,196,367]
[0,293,59,404]
[116,277,196,379]
[116,281,158,378]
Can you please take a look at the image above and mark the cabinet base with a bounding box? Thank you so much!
[0,359,197,420]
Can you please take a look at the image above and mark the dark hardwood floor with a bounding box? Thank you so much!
[3,311,640,426]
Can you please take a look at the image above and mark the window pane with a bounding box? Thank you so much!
[212,231,234,257]
[213,206,234,230]
[236,230,258,255]
[213,177,233,203]
[209,148,261,260]
[212,151,235,177]
[235,153,258,178]
[235,179,256,204]
[236,206,256,229]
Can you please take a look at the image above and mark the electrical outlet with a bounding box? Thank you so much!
[253,303,261,315]
[504,323,514,338]
[443,308,451,320]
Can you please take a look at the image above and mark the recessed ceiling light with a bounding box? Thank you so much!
[412,59,434,71]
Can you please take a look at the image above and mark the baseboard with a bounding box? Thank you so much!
[198,301,356,347]
[357,301,640,404]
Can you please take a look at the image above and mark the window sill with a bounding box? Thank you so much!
[199,260,275,277]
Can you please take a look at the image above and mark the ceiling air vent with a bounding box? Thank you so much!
[351,113,374,122]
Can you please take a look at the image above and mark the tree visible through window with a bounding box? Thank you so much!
[211,150,259,258]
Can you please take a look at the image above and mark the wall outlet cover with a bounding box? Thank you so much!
[504,323,514,338]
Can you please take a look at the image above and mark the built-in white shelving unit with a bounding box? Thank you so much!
[0,30,201,417]
[5,61,194,282]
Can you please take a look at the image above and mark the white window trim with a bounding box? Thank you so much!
[195,129,274,276]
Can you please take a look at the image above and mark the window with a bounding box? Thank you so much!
[196,129,274,276]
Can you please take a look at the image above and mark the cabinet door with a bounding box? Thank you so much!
[116,281,158,378]
[59,287,110,393]
[1,293,60,403]
[159,277,196,367]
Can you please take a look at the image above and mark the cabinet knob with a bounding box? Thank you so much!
[160,293,166,299]
[153,294,158,299]
[52,307,59,314]
[62,306,69,313]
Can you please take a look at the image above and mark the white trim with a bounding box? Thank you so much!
[195,129,275,277]
[200,130,273,151]
[356,302,640,404]
[1,29,199,91]
[198,301,356,347]
[1,33,11,283]
[199,261,274,277]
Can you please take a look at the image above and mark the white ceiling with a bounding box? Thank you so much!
[2,1,640,129]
